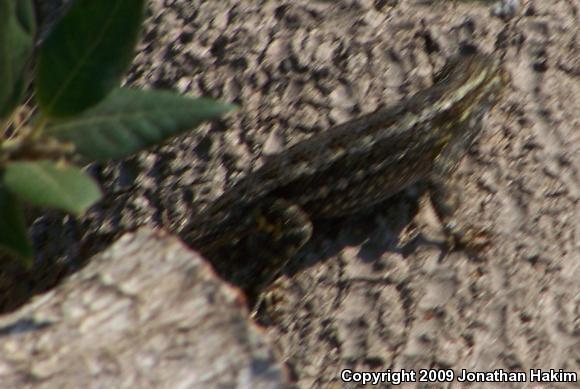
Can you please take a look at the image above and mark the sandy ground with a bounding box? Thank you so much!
[3,1,578,387]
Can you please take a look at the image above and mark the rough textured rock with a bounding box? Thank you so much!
[1,0,578,387]
[0,228,286,388]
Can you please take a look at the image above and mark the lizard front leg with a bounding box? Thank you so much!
[428,144,491,252]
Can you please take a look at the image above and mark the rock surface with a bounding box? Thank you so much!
[0,228,285,388]
[1,0,578,388]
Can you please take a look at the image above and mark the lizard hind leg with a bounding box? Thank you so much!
[224,198,313,304]
[250,198,313,259]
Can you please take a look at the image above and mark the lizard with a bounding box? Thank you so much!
[181,49,508,304]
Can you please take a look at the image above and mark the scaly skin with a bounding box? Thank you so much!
[182,51,508,301]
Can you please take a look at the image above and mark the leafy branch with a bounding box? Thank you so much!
[0,0,236,265]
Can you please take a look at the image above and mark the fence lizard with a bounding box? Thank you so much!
[182,50,508,302]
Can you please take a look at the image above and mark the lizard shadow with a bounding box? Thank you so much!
[183,185,452,310]
[279,188,439,281]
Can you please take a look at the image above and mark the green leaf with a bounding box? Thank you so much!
[15,0,36,37]
[45,88,237,161]
[0,184,33,266]
[36,0,146,117]
[0,0,36,119]
[3,161,102,216]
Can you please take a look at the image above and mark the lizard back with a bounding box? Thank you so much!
[186,51,507,248]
